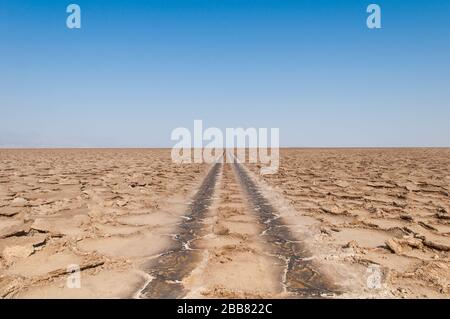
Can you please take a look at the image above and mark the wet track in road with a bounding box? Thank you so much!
[140,162,222,298]
[140,159,338,298]
[233,162,337,297]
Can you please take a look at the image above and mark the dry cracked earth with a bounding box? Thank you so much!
[0,148,449,299]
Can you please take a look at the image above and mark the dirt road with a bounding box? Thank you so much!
[139,157,338,298]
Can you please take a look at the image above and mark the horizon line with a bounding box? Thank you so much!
[1,146,450,150]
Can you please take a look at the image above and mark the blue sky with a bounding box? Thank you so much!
[1,0,449,147]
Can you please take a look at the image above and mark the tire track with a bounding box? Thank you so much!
[232,161,339,297]
[140,162,222,298]
[140,155,338,298]
[182,162,284,298]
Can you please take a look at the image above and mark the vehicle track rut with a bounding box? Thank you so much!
[140,157,338,298]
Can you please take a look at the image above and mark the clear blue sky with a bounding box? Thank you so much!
[1,0,449,147]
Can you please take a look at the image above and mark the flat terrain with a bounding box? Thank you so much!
[0,148,449,298]
[248,148,450,298]
[0,149,206,298]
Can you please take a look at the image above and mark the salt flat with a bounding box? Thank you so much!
[0,149,206,298]
[1,148,449,298]
[247,148,450,298]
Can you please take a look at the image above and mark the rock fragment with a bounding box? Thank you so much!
[2,245,35,260]
[11,197,28,207]
[385,239,403,254]
[0,222,31,239]
[0,207,21,217]
[213,223,229,236]
[423,239,450,252]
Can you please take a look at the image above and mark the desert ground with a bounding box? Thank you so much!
[0,148,449,298]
